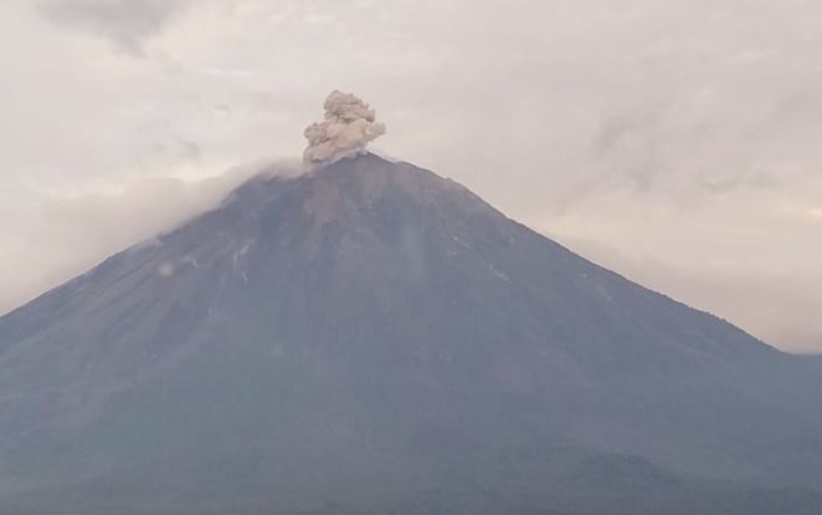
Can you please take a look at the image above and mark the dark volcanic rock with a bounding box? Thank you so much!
[0,154,820,514]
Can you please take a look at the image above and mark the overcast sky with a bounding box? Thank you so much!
[1,0,820,352]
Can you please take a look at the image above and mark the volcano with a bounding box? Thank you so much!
[0,154,820,514]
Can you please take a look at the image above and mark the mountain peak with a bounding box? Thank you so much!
[306,153,489,217]
[219,152,498,244]
[0,153,816,515]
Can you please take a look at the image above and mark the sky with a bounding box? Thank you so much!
[0,0,820,352]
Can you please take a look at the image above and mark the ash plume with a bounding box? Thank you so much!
[303,91,386,164]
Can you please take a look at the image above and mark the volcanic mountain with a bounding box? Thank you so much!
[0,154,820,514]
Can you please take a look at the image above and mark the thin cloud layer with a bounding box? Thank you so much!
[38,0,192,54]
[0,160,300,315]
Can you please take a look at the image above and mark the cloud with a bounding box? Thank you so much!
[0,159,301,316]
[3,0,822,351]
[303,91,387,164]
[37,0,192,54]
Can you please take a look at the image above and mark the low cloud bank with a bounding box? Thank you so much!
[0,159,300,315]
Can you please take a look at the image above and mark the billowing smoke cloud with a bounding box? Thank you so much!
[303,91,386,164]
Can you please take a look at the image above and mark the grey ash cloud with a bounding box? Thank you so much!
[303,91,387,165]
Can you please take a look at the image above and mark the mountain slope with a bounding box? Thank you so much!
[0,154,820,514]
